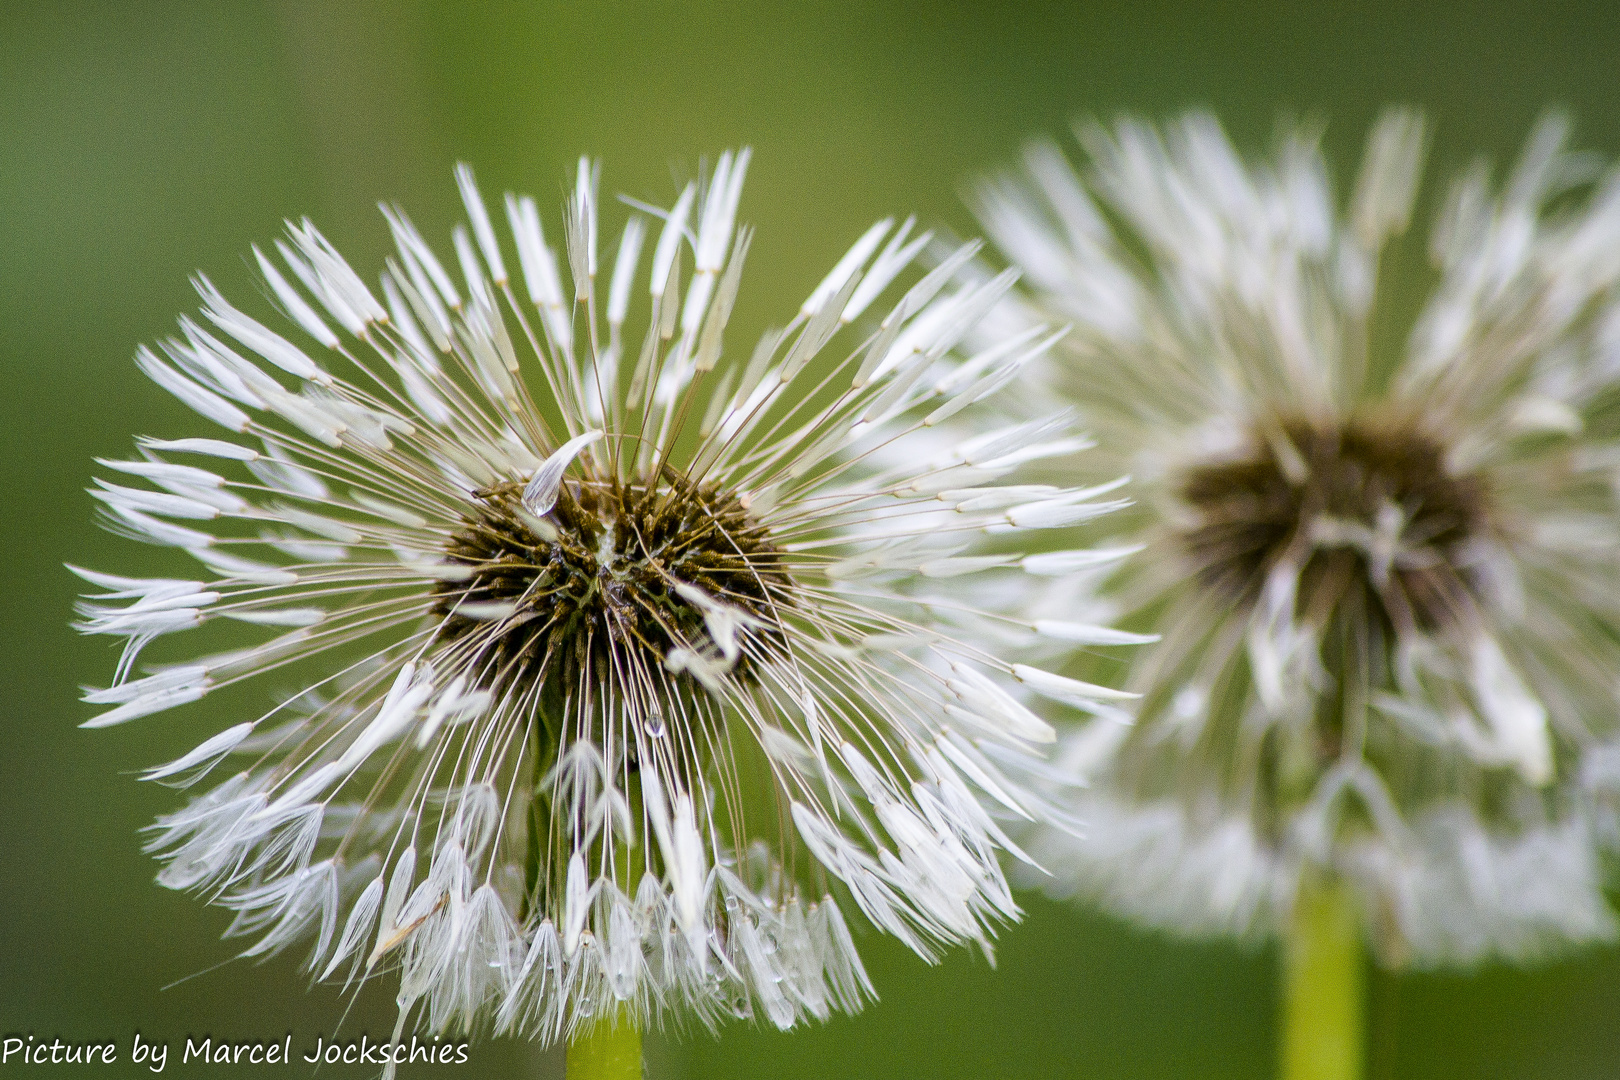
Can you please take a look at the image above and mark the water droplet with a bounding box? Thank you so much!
[644,712,666,738]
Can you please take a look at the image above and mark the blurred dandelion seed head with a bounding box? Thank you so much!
[971,109,1620,967]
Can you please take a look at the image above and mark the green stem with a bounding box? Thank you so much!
[566,1013,642,1080]
[1281,876,1364,1080]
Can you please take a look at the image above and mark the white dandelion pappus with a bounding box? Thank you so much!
[968,110,1620,966]
[75,150,1129,1044]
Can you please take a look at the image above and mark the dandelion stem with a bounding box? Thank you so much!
[566,1013,642,1080]
[1281,876,1364,1080]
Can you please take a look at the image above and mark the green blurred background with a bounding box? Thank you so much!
[6,1,1620,1076]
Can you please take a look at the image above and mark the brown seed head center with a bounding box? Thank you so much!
[431,474,791,691]
[1178,414,1492,634]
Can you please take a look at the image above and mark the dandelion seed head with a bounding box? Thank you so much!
[75,151,1131,1042]
[968,110,1620,967]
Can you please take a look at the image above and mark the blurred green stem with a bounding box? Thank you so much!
[566,1013,642,1080]
[1281,876,1363,1080]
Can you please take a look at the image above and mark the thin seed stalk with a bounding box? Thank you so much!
[1281,875,1364,1080]
[566,1012,642,1080]
[552,691,645,1080]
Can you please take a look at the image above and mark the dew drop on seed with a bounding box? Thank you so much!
[644,712,666,738]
